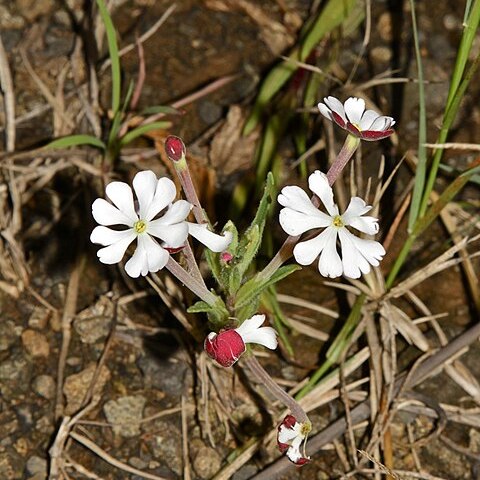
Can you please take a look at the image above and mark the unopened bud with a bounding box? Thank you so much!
[220,252,234,263]
[165,135,186,162]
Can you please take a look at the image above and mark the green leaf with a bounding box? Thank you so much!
[413,162,480,238]
[96,0,121,116]
[407,0,427,232]
[235,264,301,311]
[45,135,106,150]
[187,297,230,328]
[119,121,172,147]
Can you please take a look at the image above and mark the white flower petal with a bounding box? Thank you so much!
[278,186,324,217]
[92,198,134,227]
[139,234,169,272]
[241,327,278,349]
[369,115,394,132]
[323,96,346,122]
[90,226,135,246]
[342,197,372,221]
[105,181,137,222]
[344,97,366,125]
[145,177,178,221]
[338,229,384,278]
[124,240,148,278]
[187,223,232,252]
[278,425,299,443]
[132,170,158,219]
[317,102,333,121]
[286,436,304,463]
[359,109,380,130]
[156,200,192,225]
[147,220,189,248]
[292,228,333,265]
[279,208,331,236]
[96,234,136,265]
[308,170,338,216]
[235,315,278,350]
[235,314,266,334]
[317,228,342,278]
[347,215,379,235]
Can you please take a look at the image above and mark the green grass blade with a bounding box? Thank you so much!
[119,121,172,147]
[296,294,365,399]
[46,134,106,150]
[413,162,480,238]
[243,0,356,135]
[418,0,480,217]
[96,0,121,116]
[407,0,427,232]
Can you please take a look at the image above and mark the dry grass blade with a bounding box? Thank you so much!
[381,303,430,352]
[277,293,339,317]
[0,34,15,151]
[70,431,170,480]
[385,235,480,299]
[287,316,329,341]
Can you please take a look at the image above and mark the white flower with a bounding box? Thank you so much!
[277,415,311,465]
[205,314,278,367]
[278,170,385,279]
[318,96,395,141]
[91,170,191,278]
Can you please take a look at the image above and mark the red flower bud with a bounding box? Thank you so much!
[204,329,246,367]
[220,252,234,263]
[165,135,186,162]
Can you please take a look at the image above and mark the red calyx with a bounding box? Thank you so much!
[204,329,246,367]
[165,135,186,162]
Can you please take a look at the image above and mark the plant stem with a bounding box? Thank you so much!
[165,257,217,305]
[326,134,360,185]
[243,355,309,424]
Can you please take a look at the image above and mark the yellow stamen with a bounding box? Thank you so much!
[332,215,344,228]
[134,220,147,234]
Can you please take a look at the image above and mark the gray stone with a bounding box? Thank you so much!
[146,420,182,476]
[0,321,18,352]
[137,355,189,397]
[63,364,110,415]
[73,316,112,344]
[103,395,146,438]
[192,446,222,478]
[25,456,47,478]
[32,375,55,400]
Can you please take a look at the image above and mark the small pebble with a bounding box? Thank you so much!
[32,375,56,400]
[103,395,146,438]
[21,330,49,358]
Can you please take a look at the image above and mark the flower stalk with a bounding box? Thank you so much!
[165,135,208,225]
[243,355,309,424]
[165,257,218,306]
[326,134,360,185]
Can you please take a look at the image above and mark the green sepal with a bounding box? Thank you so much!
[235,264,301,311]
[187,296,230,328]
[204,221,238,289]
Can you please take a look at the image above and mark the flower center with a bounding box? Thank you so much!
[134,219,147,234]
[300,422,312,436]
[332,215,344,228]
